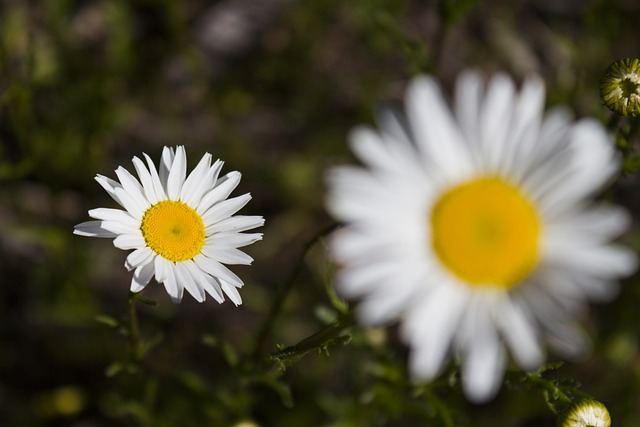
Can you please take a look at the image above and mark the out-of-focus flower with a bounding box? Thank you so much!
[600,58,640,117]
[75,146,263,304]
[326,71,636,402]
[560,400,611,427]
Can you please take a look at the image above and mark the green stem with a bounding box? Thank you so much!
[525,373,574,415]
[422,387,455,427]
[128,292,143,362]
[266,313,354,370]
[606,112,622,133]
[629,117,640,141]
[251,223,340,360]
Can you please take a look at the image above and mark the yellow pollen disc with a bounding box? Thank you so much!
[430,178,540,289]
[140,200,205,262]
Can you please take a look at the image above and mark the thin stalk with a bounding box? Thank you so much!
[127,292,143,362]
[251,223,340,360]
[266,313,354,371]
[423,387,455,427]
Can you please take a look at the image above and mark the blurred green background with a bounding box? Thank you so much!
[2,0,640,425]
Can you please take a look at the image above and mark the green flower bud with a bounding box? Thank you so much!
[559,399,611,427]
[600,58,640,117]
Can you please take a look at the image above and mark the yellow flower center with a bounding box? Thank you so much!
[430,178,540,289]
[140,200,205,262]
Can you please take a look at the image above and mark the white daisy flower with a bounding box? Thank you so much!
[325,71,637,402]
[74,146,264,305]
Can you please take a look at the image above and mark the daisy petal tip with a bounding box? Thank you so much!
[623,251,639,276]
[191,292,206,303]
[408,355,440,384]
[72,225,91,236]
[409,74,436,91]
[519,351,545,372]
[464,382,499,405]
[524,73,544,90]
[130,282,146,294]
[170,295,183,304]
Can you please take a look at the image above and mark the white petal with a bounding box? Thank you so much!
[220,279,242,306]
[519,145,572,203]
[462,336,506,403]
[356,275,418,325]
[538,120,618,215]
[132,156,160,205]
[115,166,150,210]
[196,171,241,215]
[208,159,225,187]
[326,166,427,223]
[167,146,187,200]
[546,321,591,359]
[88,207,138,225]
[573,274,620,302]
[202,193,252,224]
[544,204,631,245]
[460,308,506,403]
[73,221,117,238]
[327,228,388,262]
[201,245,254,265]
[185,260,225,303]
[175,262,205,302]
[154,255,167,282]
[113,186,147,219]
[479,73,516,173]
[159,258,183,303]
[143,152,167,200]
[494,296,543,369]
[335,261,407,299]
[376,105,413,147]
[113,233,145,250]
[348,126,394,170]
[205,232,263,249]
[205,215,264,234]
[404,284,468,381]
[407,76,473,181]
[531,107,572,168]
[348,126,419,179]
[522,286,590,357]
[125,247,155,271]
[100,220,140,235]
[505,75,545,180]
[545,244,637,278]
[159,146,175,189]
[131,261,155,293]
[454,70,483,153]
[193,255,244,288]
[95,174,124,207]
[180,153,213,206]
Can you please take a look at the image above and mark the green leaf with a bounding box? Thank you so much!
[95,314,120,328]
[251,376,294,408]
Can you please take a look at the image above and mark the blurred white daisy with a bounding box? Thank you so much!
[561,400,611,427]
[326,71,637,402]
[74,146,263,304]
